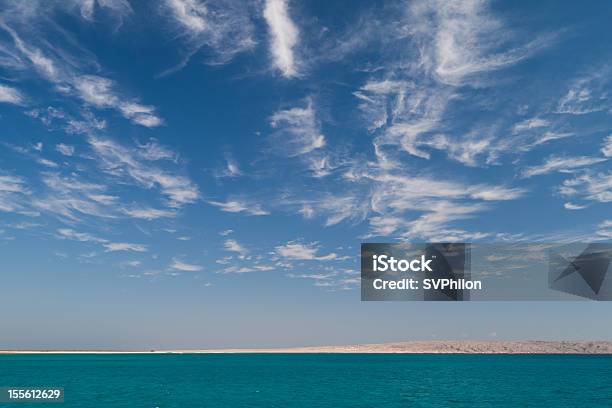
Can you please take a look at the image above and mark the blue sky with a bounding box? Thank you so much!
[0,0,611,348]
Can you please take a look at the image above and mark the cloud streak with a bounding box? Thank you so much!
[169,258,203,272]
[263,0,299,77]
[0,20,162,127]
[275,241,337,261]
[522,156,607,178]
[89,137,200,208]
[0,84,25,105]
[161,0,255,73]
[208,199,269,216]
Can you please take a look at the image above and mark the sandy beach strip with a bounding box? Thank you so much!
[2,341,612,354]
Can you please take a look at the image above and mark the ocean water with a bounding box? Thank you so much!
[0,353,611,407]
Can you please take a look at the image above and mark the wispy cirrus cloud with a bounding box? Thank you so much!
[269,97,348,178]
[75,0,133,22]
[223,239,247,255]
[121,206,176,220]
[57,228,105,243]
[597,220,612,239]
[55,143,74,156]
[263,0,299,78]
[348,0,558,175]
[512,117,549,134]
[57,228,147,253]
[214,154,242,178]
[269,99,325,156]
[0,173,32,214]
[408,0,556,86]
[0,83,25,105]
[74,75,162,127]
[0,19,162,127]
[169,258,202,272]
[268,99,337,176]
[560,172,612,204]
[564,202,586,210]
[555,69,611,115]
[34,172,117,221]
[88,137,200,208]
[521,156,607,178]
[0,0,133,25]
[104,242,148,252]
[6,137,197,226]
[275,241,337,261]
[208,199,269,216]
[290,194,369,227]
[602,135,612,157]
[160,0,255,74]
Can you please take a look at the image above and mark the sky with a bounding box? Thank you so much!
[0,0,611,349]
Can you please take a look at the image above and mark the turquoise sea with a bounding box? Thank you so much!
[0,354,611,407]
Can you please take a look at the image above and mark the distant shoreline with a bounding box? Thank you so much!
[2,341,612,354]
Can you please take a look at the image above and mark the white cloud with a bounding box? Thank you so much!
[350,0,555,172]
[34,172,116,220]
[286,273,335,280]
[275,241,337,261]
[299,204,314,219]
[0,22,161,128]
[120,260,142,268]
[602,135,612,158]
[76,0,133,21]
[0,84,25,105]
[208,199,269,216]
[74,76,163,127]
[169,258,203,272]
[218,264,275,274]
[292,194,369,227]
[104,242,148,252]
[224,239,247,255]
[557,89,596,114]
[57,228,106,243]
[564,202,586,210]
[556,71,609,115]
[560,172,612,203]
[349,170,524,240]
[137,140,178,161]
[512,118,549,134]
[0,21,60,82]
[88,137,200,208]
[263,0,299,77]
[219,229,233,236]
[37,158,59,168]
[521,156,607,178]
[165,0,207,33]
[225,158,242,177]
[162,0,255,70]
[4,0,133,24]
[597,220,612,239]
[214,155,242,178]
[410,0,555,85]
[122,207,176,220]
[269,100,325,156]
[56,228,148,254]
[469,186,526,201]
[532,132,574,147]
[55,143,75,156]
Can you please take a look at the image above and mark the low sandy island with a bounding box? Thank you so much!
[2,341,612,354]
